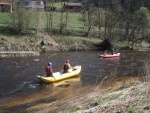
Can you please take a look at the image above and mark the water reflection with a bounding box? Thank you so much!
[52,76,81,87]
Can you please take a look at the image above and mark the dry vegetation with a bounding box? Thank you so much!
[63,60,150,113]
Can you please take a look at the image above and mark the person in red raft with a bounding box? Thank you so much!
[45,62,53,77]
[104,48,115,55]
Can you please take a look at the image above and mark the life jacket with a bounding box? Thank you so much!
[63,64,69,73]
[45,66,51,74]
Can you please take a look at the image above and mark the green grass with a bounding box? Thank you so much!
[64,105,81,113]
[0,11,84,31]
[0,13,12,23]
[0,3,106,34]
[115,41,129,47]
[0,1,86,29]
[127,107,137,113]
[53,2,63,10]
[67,13,83,26]
[53,35,101,46]
[45,2,63,10]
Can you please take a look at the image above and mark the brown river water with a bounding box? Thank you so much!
[0,51,149,112]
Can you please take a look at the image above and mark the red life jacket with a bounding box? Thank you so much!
[45,66,51,74]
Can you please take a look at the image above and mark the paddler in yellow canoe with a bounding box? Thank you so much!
[62,60,72,73]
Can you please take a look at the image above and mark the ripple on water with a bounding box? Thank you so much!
[0,51,149,101]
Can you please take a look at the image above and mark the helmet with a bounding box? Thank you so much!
[48,62,52,66]
[66,60,69,63]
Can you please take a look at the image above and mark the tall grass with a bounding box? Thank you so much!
[88,60,150,113]
[98,68,118,88]
[139,59,150,82]
[138,59,150,95]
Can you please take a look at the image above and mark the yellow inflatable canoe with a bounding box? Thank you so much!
[37,65,81,83]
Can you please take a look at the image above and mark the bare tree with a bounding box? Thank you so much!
[11,0,32,34]
[97,7,103,38]
[35,8,40,35]
[64,8,68,34]
[59,0,64,34]
[45,0,55,34]
[59,0,69,35]
[129,7,150,49]
[82,2,96,37]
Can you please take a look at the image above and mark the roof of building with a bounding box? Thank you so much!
[64,2,82,7]
[0,2,12,5]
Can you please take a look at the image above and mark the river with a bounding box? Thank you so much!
[0,51,149,109]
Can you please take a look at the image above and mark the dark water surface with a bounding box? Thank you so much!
[0,51,149,102]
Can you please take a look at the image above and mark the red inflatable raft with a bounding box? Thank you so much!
[100,53,120,58]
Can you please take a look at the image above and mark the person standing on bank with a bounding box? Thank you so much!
[63,60,72,73]
[45,62,53,77]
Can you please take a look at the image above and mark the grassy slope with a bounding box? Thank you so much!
[0,10,83,29]
[78,82,150,113]
[53,35,101,46]
[0,13,12,23]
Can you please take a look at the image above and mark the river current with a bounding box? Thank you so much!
[0,51,149,102]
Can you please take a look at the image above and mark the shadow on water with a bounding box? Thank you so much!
[37,75,81,87]
[52,76,81,87]
[0,76,82,113]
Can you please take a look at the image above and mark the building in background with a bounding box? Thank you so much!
[63,2,82,12]
[14,0,44,11]
[0,2,12,13]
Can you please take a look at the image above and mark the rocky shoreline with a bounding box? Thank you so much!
[0,51,40,58]
[0,35,149,58]
[0,43,102,58]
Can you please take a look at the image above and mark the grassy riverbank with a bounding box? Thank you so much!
[74,80,150,113]
[71,60,150,113]
[0,29,103,52]
[1,29,149,52]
